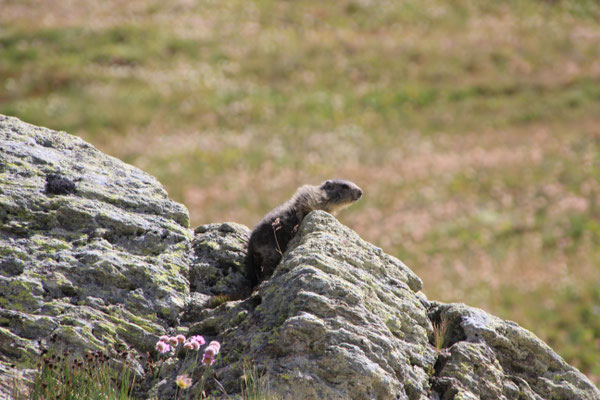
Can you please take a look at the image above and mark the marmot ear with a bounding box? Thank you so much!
[323,180,332,189]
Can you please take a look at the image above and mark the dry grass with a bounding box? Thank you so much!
[1,0,599,385]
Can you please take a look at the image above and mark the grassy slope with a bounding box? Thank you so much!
[1,0,599,385]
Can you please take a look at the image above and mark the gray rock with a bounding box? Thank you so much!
[428,303,600,400]
[1,114,598,399]
[189,222,250,296]
[0,115,192,380]
[199,212,599,400]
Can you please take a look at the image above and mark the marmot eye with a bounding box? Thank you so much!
[342,184,349,189]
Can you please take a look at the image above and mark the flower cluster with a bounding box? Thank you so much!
[155,334,220,366]
[154,334,221,393]
[184,335,206,351]
[155,339,170,354]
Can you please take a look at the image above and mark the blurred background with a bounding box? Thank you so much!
[1,0,599,385]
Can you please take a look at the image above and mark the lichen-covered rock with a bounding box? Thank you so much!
[197,211,436,400]
[1,114,598,400]
[189,222,250,296]
[0,115,191,379]
[193,211,600,400]
[428,303,600,400]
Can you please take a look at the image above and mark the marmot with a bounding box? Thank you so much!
[246,179,363,287]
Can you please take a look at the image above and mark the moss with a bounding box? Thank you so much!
[199,240,221,251]
[250,333,267,349]
[114,323,149,347]
[458,362,472,374]
[0,279,43,312]
[41,299,70,316]
[30,236,72,253]
[385,318,405,339]
[104,306,161,335]
[267,330,281,345]
[0,327,39,366]
[50,272,75,288]
[57,325,106,350]
[59,315,84,327]
[163,262,182,274]
[0,245,29,260]
[231,310,248,326]
[149,265,187,291]
[95,322,117,337]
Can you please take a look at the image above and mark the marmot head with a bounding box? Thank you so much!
[318,179,363,213]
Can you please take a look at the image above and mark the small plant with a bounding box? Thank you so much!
[175,374,193,400]
[155,335,279,399]
[207,294,232,309]
[27,348,135,400]
[240,359,274,400]
[16,334,273,400]
[272,218,283,255]
[154,334,221,399]
[433,316,450,354]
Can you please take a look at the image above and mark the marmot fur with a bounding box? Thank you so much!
[246,179,363,287]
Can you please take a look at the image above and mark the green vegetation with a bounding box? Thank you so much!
[240,359,277,400]
[1,0,599,385]
[14,336,241,399]
[433,316,450,354]
[17,349,135,400]
[207,294,233,309]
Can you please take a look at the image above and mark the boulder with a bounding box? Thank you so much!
[0,114,191,394]
[428,303,599,400]
[196,211,600,400]
[1,114,598,399]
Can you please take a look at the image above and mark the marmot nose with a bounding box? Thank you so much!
[357,189,363,199]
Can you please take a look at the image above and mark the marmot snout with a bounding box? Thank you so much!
[246,179,362,287]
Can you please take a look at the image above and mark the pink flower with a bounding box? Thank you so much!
[189,335,205,346]
[159,335,170,343]
[202,341,221,365]
[169,336,179,346]
[202,352,215,365]
[191,341,201,351]
[176,334,186,344]
[156,341,170,354]
[207,340,221,353]
[183,341,194,350]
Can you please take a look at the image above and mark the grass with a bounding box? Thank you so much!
[207,294,233,309]
[433,316,450,354]
[14,336,229,399]
[1,0,599,386]
[240,360,277,400]
[16,349,135,400]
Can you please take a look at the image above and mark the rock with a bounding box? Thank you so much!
[258,211,432,400]
[189,222,250,296]
[193,211,600,400]
[1,114,598,399]
[0,115,191,383]
[428,303,600,400]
